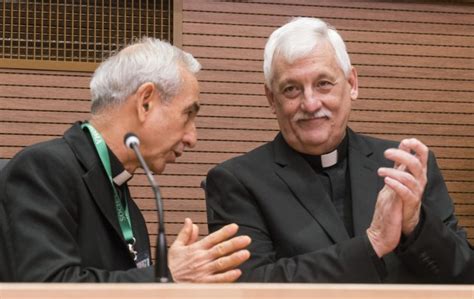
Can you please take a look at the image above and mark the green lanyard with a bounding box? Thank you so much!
[81,123,137,260]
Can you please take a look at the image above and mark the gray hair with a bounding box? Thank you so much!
[90,37,201,114]
[263,17,351,88]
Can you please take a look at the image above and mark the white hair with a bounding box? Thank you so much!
[90,37,201,114]
[263,17,352,87]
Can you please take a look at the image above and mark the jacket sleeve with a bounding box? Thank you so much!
[0,147,155,282]
[396,151,473,283]
[206,165,385,282]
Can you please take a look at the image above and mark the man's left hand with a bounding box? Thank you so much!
[377,138,428,235]
[168,218,251,282]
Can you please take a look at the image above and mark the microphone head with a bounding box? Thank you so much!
[124,132,140,149]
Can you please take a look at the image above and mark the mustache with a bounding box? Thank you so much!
[293,108,332,121]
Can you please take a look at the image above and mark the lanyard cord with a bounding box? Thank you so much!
[81,123,136,249]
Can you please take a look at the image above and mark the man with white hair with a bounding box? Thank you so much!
[0,37,250,282]
[205,18,472,283]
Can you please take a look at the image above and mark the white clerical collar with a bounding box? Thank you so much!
[321,149,338,168]
[113,170,133,186]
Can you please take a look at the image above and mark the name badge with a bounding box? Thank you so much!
[135,251,151,269]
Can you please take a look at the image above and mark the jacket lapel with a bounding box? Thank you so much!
[63,123,125,243]
[347,129,383,236]
[272,134,349,244]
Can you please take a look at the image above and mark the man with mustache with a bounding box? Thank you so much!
[0,37,251,282]
[205,17,472,283]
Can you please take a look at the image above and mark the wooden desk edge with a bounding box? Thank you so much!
[0,283,473,299]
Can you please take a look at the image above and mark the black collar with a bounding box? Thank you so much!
[301,133,349,171]
[108,148,133,186]
[81,123,132,186]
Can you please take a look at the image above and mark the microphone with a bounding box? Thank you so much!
[124,132,169,283]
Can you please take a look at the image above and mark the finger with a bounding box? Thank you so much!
[198,223,239,249]
[203,269,242,283]
[384,148,423,179]
[188,224,200,244]
[210,235,252,259]
[383,176,414,201]
[378,167,418,192]
[399,138,429,169]
[210,249,251,274]
[173,218,194,246]
[390,145,407,171]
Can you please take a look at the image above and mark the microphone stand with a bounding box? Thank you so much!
[128,140,169,283]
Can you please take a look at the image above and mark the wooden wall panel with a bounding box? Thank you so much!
[0,0,472,257]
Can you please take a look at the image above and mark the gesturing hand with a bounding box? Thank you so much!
[168,218,251,283]
[378,138,428,235]
[367,185,403,258]
[368,138,429,257]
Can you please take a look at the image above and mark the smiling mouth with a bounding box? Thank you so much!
[299,116,328,122]
[296,117,329,128]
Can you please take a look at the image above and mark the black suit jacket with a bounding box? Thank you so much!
[206,129,472,283]
[0,123,154,282]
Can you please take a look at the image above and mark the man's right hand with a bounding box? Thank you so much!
[168,218,251,282]
[368,138,430,258]
[366,185,403,258]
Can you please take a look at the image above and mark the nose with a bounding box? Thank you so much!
[183,122,198,149]
[301,88,322,113]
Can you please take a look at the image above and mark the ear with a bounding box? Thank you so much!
[348,67,359,101]
[135,82,158,122]
[264,85,277,115]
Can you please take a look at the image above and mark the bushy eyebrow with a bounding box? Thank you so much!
[278,71,337,89]
[185,102,200,114]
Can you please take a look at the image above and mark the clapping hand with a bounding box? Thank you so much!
[367,138,429,257]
